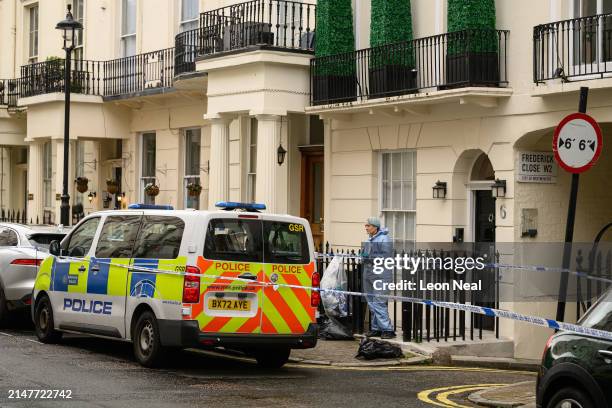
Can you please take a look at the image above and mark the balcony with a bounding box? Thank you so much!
[0,79,20,108]
[310,29,509,106]
[534,13,612,83]
[196,0,315,59]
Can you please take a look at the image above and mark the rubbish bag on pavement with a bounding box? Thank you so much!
[318,315,353,340]
[320,256,348,318]
[356,338,403,360]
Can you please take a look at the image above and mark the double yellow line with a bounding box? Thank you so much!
[417,383,506,408]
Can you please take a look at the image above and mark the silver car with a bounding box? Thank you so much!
[0,223,67,325]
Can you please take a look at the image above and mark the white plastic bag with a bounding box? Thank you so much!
[321,256,348,318]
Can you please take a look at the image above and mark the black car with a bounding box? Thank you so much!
[537,289,612,408]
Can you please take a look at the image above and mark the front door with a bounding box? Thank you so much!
[300,152,324,250]
[474,190,496,331]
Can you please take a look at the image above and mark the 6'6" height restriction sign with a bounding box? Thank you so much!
[553,112,603,174]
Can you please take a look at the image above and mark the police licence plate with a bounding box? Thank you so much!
[208,298,251,311]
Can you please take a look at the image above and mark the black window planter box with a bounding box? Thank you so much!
[444,52,500,88]
[312,75,357,105]
[368,65,417,99]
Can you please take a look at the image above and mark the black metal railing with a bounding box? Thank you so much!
[311,29,509,106]
[175,28,200,76]
[103,48,175,96]
[0,79,20,107]
[198,0,316,57]
[534,13,612,82]
[19,59,103,98]
[316,243,501,342]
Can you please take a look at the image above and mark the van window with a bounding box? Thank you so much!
[204,218,262,262]
[132,216,184,259]
[264,221,310,264]
[95,215,141,258]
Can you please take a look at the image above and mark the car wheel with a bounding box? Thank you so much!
[547,387,595,408]
[133,311,164,368]
[0,286,9,327]
[34,295,62,344]
[254,348,291,369]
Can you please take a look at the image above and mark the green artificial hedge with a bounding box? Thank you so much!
[370,0,414,69]
[447,0,498,55]
[314,0,355,76]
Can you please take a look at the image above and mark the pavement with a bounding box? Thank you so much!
[0,323,537,408]
[468,381,537,408]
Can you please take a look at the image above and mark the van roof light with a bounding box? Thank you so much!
[127,204,174,210]
[215,201,266,212]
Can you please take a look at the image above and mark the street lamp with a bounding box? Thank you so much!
[56,5,83,226]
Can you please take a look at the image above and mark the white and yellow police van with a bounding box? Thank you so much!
[32,202,319,368]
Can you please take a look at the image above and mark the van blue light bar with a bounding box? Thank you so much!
[215,201,266,212]
[128,204,174,210]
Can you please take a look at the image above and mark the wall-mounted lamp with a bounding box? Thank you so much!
[117,192,126,203]
[87,192,96,203]
[491,179,507,198]
[201,160,210,174]
[277,143,287,166]
[432,181,447,199]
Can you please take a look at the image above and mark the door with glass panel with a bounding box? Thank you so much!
[572,0,612,74]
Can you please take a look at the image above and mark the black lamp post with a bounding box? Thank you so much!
[56,5,83,226]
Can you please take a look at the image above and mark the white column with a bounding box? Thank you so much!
[27,143,43,224]
[255,115,283,213]
[208,117,231,209]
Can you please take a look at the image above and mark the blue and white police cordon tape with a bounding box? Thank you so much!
[56,256,612,342]
[314,253,612,285]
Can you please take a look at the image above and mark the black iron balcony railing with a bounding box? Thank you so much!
[103,48,175,96]
[198,0,315,57]
[310,29,509,106]
[175,28,200,76]
[0,79,19,107]
[19,59,104,98]
[534,13,612,82]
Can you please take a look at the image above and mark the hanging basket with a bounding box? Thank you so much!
[186,182,202,197]
[106,179,119,195]
[144,183,160,197]
[75,177,89,194]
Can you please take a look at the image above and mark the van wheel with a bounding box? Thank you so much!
[0,287,9,327]
[254,348,290,369]
[133,311,164,368]
[547,387,594,408]
[34,295,62,343]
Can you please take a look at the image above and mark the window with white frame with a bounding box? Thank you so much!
[73,0,85,60]
[121,0,137,57]
[180,0,199,32]
[43,142,52,208]
[140,133,156,205]
[28,5,39,63]
[246,118,257,203]
[380,151,416,246]
[184,128,201,209]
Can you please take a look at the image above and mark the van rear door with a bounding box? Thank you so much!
[195,217,263,334]
[261,220,316,335]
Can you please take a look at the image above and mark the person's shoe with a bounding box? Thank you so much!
[365,330,382,337]
[381,331,396,339]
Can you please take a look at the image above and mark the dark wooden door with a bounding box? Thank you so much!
[474,190,496,330]
[300,152,324,250]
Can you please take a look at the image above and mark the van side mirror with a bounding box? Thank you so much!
[49,240,61,256]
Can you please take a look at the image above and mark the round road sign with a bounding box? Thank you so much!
[553,112,603,174]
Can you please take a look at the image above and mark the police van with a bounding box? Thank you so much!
[32,202,319,368]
